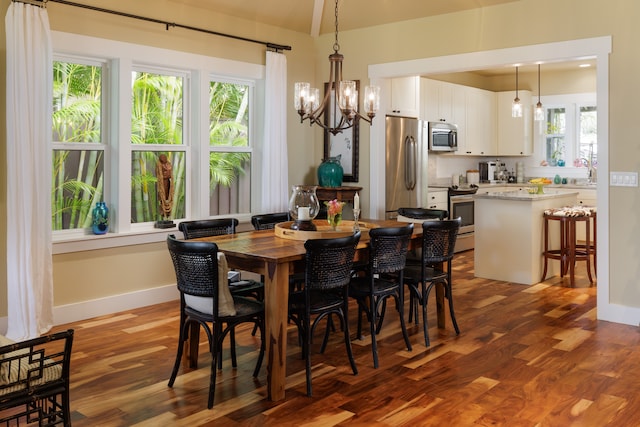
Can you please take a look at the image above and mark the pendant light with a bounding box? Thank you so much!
[534,64,544,121]
[294,0,379,135]
[511,66,522,118]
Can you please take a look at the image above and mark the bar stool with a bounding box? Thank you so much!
[541,206,596,286]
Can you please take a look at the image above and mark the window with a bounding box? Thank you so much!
[52,59,105,231]
[543,94,596,169]
[209,80,252,216]
[578,106,597,167]
[130,70,186,223]
[51,33,264,243]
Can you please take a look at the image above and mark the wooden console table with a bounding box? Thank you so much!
[316,186,362,204]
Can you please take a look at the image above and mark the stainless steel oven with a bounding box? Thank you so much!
[448,186,477,252]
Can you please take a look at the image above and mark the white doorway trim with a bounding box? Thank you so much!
[367,37,636,326]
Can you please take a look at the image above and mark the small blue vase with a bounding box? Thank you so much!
[92,202,109,235]
[317,156,344,188]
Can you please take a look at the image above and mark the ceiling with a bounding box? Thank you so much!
[166,0,594,76]
[470,59,596,78]
[169,0,523,37]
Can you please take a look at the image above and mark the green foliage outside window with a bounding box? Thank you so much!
[52,60,254,230]
[52,61,103,230]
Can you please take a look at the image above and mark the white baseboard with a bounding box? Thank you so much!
[0,284,179,334]
[53,284,180,326]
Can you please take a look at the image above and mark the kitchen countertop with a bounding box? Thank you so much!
[478,182,596,190]
[475,189,580,201]
[430,182,596,191]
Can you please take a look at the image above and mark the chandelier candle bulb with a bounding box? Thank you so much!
[364,86,380,117]
[354,192,360,210]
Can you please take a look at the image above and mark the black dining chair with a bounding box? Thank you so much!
[180,218,264,355]
[179,218,238,239]
[397,207,449,221]
[403,218,461,347]
[179,218,264,300]
[288,232,361,397]
[251,212,290,230]
[166,234,265,409]
[349,224,414,368]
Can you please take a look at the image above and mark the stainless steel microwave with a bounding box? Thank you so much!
[426,121,458,152]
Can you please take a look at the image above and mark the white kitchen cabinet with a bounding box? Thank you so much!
[576,188,597,241]
[421,79,465,124]
[388,76,420,117]
[576,188,597,207]
[421,78,467,154]
[426,188,448,210]
[462,87,497,156]
[477,186,510,194]
[497,90,533,155]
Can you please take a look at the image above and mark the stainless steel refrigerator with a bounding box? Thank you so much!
[385,116,428,219]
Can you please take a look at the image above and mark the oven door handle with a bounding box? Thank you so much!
[450,195,474,201]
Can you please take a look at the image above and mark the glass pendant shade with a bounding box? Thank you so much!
[534,64,544,121]
[511,66,522,118]
[534,102,544,121]
[338,80,357,115]
[512,98,522,117]
[295,82,320,115]
[364,86,380,117]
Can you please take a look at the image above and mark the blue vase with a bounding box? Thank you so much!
[317,156,344,188]
[92,202,109,235]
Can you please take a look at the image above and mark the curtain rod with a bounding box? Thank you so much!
[13,0,292,52]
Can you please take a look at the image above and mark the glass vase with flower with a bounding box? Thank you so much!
[325,199,345,231]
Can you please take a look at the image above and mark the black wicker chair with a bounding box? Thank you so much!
[0,329,74,426]
[349,224,414,368]
[403,218,461,347]
[251,212,289,230]
[166,235,265,409]
[288,232,361,397]
[397,207,448,221]
[179,218,238,238]
[179,218,264,301]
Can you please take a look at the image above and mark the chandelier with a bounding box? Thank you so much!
[294,0,380,135]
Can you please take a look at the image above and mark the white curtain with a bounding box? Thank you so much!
[260,51,289,213]
[5,3,54,340]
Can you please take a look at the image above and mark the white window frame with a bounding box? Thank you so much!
[128,65,191,231]
[204,75,255,218]
[51,31,264,254]
[539,93,596,168]
[51,54,110,240]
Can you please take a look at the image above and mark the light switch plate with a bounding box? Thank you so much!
[610,171,638,187]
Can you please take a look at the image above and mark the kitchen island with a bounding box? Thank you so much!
[474,189,578,285]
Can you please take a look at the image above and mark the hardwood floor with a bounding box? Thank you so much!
[50,250,640,426]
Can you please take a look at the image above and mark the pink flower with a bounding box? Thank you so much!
[325,199,345,216]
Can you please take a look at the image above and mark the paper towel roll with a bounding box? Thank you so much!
[467,170,479,186]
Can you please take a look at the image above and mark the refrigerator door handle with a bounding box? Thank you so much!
[404,135,417,191]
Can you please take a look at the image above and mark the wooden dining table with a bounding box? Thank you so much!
[193,218,447,401]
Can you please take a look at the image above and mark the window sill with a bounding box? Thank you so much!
[53,225,180,255]
[52,214,255,254]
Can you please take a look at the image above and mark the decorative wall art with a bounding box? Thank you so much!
[323,81,360,182]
